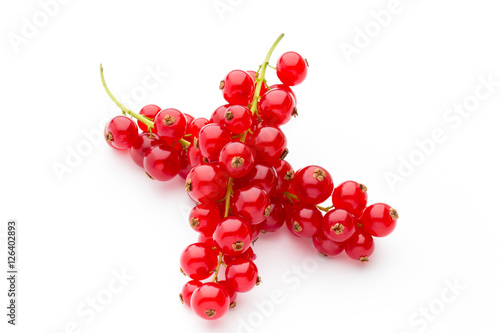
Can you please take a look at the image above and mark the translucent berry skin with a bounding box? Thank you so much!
[187,117,209,141]
[258,89,296,126]
[143,144,181,181]
[224,259,259,293]
[233,162,278,194]
[267,84,296,103]
[180,280,203,307]
[294,166,334,205]
[231,186,270,225]
[217,280,237,308]
[213,217,252,256]
[190,283,230,320]
[104,116,138,150]
[261,198,286,233]
[360,203,398,237]
[221,70,255,105]
[223,105,252,134]
[223,246,256,265]
[250,223,263,242]
[198,234,215,247]
[186,164,228,204]
[332,181,368,219]
[180,243,219,280]
[189,204,221,237]
[187,145,203,167]
[312,230,345,256]
[274,159,294,193]
[198,124,232,162]
[130,133,161,167]
[322,209,356,243]
[286,203,322,238]
[154,108,187,142]
[177,148,191,179]
[345,231,375,262]
[138,104,161,132]
[210,105,230,124]
[248,126,287,167]
[276,51,308,86]
[219,142,255,178]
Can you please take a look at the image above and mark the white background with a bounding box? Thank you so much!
[1,0,500,332]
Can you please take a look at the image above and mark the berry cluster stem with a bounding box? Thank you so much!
[211,252,224,283]
[224,177,234,218]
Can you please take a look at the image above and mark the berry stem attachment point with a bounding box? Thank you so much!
[283,191,299,204]
[316,204,334,213]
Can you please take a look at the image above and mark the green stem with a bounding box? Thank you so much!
[212,252,224,283]
[224,178,234,218]
[283,191,299,202]
[249,33,285,115]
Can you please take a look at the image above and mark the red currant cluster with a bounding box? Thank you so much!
[100,34,399,321]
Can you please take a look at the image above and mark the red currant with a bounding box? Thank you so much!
[217,280,237,309]
[294,165,334,205]
[189,204,221,237]
[138,104,161,132]
[180,243,219,280]
[143,144,181,181]
[178,148,191,179]
[104,116,138,150]
[345,231,375,262]
[198,123,232,162]
[180,280,203,307]
[186,117,209,143]
[248,126,287,167]
[332,181,368,219]
[233,162,278,194]
[213,217,252,256]
[219,142,255,178]
[187,145,203,167]
[129,132,161,167]
[224,259,259,293]
[261,198,285,233]
[154,108,187,142]
[286,203,322,238]
[231,185,270,225]
[258,89,296,126]
[274,159,294,193]
[190,282,230,320]
[185,164,228,204]
[276,51,308,86]
[322,208,355,242]
[223,246,256,265]
[360,203,399,237]
[223,105,252,134]
[210,104,230,124]
[267,84,296,103]
[221,70,255,105]
[312,230,344,256]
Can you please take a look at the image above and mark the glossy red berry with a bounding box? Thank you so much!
[198,234,215,247]
[213,217,252,256]
[129,133,161,167]
[345,231,375,262]
[261,198,286,233]
[138,104,161,132]
[180,243,219,280]
[219,142,255,178]
[154,108,187,142]
[210,104,230,124]
[274,159,294,193]
[267,84,296,103]
[187,145,203,167]
[223,105,252,134]
[143,144,181,181]
[332,181,368,218]
[276,51,308,86]
[187,117,209,142]
[294,166,334,205]
[286,203,322,238]
[360,203,399,237]
[190,282,230,320]
[178,148,191,179]
[224,259,259,293]
[180,280,203,307]
[217,280,237,309]
[248,126,287,166]
[312,230,344,256]
[233,162,278,194]
[231,186,270,225]
[223,246,256,265]
[104,116,138,150]
[221,70,255,105]
[250,222,263,242]
[198,124,232,162]
[322,209,355,242]
[189,204,221,236]
[258,89,296,126]
[185,164,228,204]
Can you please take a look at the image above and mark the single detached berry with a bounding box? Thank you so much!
[360,203,399,237]
[322,208,356,243]
[293,165,334,205]
[190,282,230,320]
[143,144,181,181]
[220,70,255,105]
[104,116,138,150]
[138,104,161,132]
[276,51,308,86]
[180,243,219,280]
[224,259,259,293]
[185,164,228,204]
[154,108,187,142]
[213,217,252,256]
[180,280,203,307]
[332,181,368,218]
[345,231,375,262]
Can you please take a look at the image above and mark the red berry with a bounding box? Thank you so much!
[187,145,203,167]
[154,108,187,142]
[233,162,278,194]
[286,203,322,238]
[224,259,259,293]
[231,186,270,225]
[104,116,138,150]
[185,164,228,204]
[178,148,191,179]
[345,231,375,262]
[198,124,232,162]
[213,217,252,256]
[190,282,230,320]
[248,126,287,166]
[210,104,230,124]
[129,132,161,167]
[258,89,296,126]
[267,84,296,103]
[187,117,209,142]
[189,204,221,236]
[217,280,237,308]
[219,142,255,178]
[180,243,219,280]
[276,51,308,86]
[180,280,203,307]
[332,181,368,219]
[261,198,286,233]
[221,70,255,105]
[250,222,263,242]
[360,203,399,237]
[322,209,355,242]
[138,104,161,132]
[294,166,334,205]
[198,234,215,247]
[223,246,256,265]
[223,105,252,134]
[274,159,294,193]
[143,144,181,181]
[312,230,344,256]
